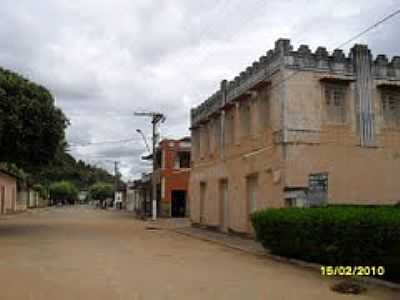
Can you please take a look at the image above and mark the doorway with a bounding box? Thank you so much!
[199,182,206,224]
[246,174,259,231]
[219,179,229,232]
[1,186,5,214]
[171,190,186,217]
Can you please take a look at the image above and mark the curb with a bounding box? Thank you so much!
[173,228,400,291]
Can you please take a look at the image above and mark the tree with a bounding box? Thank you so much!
[49,181,78,205]
[34,150,116,190]
[0,67,69,171]
[0,67,120,192]
[88,182,114,204]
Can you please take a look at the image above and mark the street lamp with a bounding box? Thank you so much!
[136,129,151,154]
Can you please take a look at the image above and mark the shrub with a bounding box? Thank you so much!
[49,181,78,204]
[88,182,114,202]
[251,207,400,282]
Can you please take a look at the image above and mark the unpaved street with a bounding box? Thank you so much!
[0,206,398,300]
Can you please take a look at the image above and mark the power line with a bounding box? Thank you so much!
[68,137,139,148]
[336,8,400,50]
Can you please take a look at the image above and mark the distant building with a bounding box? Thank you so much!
[154,137,191,217]
[190,38,400,234]
[126,174,152,217]
[0,170,17,214]
[18,186,47,209]
[114,188,126,209]
[130,137,191,218]
[78,190,89,203]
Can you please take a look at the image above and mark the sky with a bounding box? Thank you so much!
[1,0,399,180]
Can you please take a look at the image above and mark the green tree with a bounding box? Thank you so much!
[0,67,120,192]
[88,182,114,202]
[34,151,116,190]
[49,181,78,205]
[0,67,69,171]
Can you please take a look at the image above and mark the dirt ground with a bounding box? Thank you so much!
[0,206,398,300]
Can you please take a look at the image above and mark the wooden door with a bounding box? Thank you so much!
[219,180,229,232]
[199,182,206,224]
[0,186,5,214]
[246,174,259,231]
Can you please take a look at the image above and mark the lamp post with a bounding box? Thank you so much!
[136,129,151,154]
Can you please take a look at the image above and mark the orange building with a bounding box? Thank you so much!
[154,137,191,217]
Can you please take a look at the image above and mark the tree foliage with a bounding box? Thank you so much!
[34,150,117,190]
[0,66,120,190]
[0,67,69,171]
[49,181,78,204]
[88,182,114,201]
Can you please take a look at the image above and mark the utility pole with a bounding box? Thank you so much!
[134,111,166,221]
[114,161,119,207]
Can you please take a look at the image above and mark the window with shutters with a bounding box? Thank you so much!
[240,101,251,137]
[224,109,234,146]
[258,92,270,130]
[382,90,400,129]
[324,84,347,124]
[209,117,221,154]
[200,125,209,158]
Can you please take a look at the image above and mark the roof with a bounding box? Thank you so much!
[0,169,20,180]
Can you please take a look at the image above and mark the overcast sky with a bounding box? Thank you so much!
[1,0,399,180]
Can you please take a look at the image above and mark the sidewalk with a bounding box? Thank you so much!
[174,226,266,256]
[166,220,400,291]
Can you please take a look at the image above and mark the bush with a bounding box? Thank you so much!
[251,207,400,282]
[49,181,78,204]
[88,182,114,202]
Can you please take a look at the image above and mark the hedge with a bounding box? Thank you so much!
[251,207,400,282]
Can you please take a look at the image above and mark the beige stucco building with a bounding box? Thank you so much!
[0,170,17,214]
[189,38,400,234]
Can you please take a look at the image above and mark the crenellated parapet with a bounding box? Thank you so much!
[191,39,289,126]
[191,38,400,127]
[285,44,354,74]
[373,54,400,79]
[190,90,223,127]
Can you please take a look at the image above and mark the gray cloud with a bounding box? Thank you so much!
[1,0,399,180]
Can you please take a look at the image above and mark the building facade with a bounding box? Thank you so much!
[0,170,17,214]
[154,137,191,217]
[189,38,400,234]
[126,174,152,217]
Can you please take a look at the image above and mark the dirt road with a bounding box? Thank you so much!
[0,206,397,300]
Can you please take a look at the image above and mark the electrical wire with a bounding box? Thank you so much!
[68,137,139,148]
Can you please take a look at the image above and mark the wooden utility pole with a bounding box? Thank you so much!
[134,112,166,221]
[114,161,119,207]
